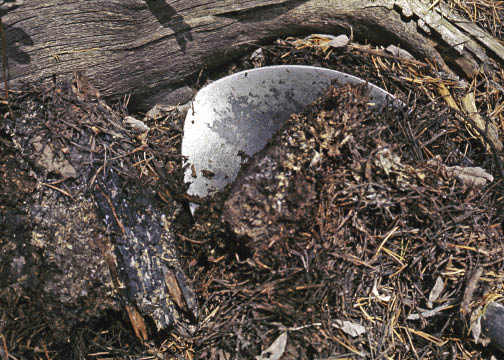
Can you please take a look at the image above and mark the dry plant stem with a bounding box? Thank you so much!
[0,333,8,360]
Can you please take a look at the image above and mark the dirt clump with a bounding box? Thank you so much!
[189,81,503,359]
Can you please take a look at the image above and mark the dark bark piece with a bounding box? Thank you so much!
[93,169,198,330]
[0,131,121,342]
[0,74,196,345]
[482,302,504,353]
[2,0,502,110]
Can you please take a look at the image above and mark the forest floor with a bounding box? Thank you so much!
[1,1,504,359]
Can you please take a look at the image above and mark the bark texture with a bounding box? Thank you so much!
[2,0,503,110]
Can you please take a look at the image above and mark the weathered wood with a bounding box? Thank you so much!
[0,74,198,343]
[2,0,502,110]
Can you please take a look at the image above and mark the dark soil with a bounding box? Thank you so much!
[1,36,504,359]
[187,83,504,359]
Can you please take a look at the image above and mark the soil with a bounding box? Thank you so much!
[1,35,504,359]
[188,81,503,359]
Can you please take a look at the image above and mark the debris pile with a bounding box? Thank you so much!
[1,28,504,359]
[199,82,502,358]
[185,41,504,358]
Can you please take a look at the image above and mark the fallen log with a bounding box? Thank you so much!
[2,0,504,110]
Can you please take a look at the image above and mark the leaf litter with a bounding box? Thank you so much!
[1,30,504,360]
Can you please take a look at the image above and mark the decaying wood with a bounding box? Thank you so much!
[2,0,504,110]
[0,74,198,346]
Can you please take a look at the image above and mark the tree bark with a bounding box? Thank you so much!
[3,0,503,110]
